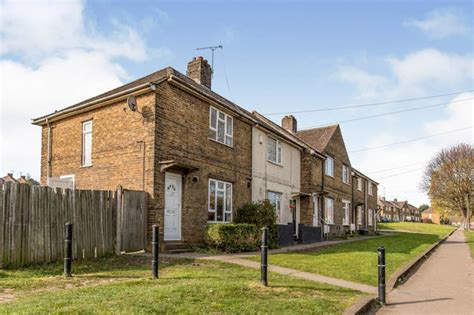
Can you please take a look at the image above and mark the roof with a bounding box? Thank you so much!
[422,207,435,214]
[394,200,408,207]
[251,111,325,158]
[1,173,17,183]
[296,125,339,152]
[32,66,255,125]
[352,167,379,185]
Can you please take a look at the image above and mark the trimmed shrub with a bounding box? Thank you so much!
[234,200,279,248]
[205,223,259,252]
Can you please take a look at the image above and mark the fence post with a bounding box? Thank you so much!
[378,246,386,304]
[152,225,159,279]
[64,222,73,277]
[261,227,268,286]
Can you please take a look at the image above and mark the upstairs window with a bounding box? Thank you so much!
[325,156,334,177]
[82,120,92,166]
[267,137,282,164]
[357,177,363,191]
[368,181,373,195]
[209,107,233,146]
[342,164,350,184]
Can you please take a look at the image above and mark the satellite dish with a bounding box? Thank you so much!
[127,95,138,112]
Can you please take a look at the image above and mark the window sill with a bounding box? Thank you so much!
[208,137,234,149]
[325,174,334,178]
[267,160,283,167]
[207,221,232,224]
[81,164,92,168]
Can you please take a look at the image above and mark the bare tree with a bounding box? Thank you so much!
[421,143,474,230]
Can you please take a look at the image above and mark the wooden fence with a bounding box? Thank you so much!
[0,183,147,268]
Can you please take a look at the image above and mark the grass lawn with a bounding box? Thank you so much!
[377,222,455,236]
[247,222,455,286]
[465,231,474,258]
[0,255,364,314]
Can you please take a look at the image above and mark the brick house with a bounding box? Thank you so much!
[352,169,378,233]
[422,207,441,224]
[407,203,421,222]
[33,57,256,248]
[296,124,378,236]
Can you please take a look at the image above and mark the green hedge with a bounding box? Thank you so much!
[234,200,279,248]
[205,223,259,253]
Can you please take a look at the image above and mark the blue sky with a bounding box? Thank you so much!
[1,0,473,206]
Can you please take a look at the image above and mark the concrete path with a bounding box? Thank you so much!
[201,255,377,294]
[378,229,474,315]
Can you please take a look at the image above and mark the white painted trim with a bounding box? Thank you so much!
[164,172,182,241]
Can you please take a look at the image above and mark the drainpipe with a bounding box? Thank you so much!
[46,118,52,185]
[320,157,325,240]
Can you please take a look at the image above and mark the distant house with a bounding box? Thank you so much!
[378,197,400,222]
[1,174,37,185]
[407,203,421,222]
[422,207,441,224]
[1,173,17,183]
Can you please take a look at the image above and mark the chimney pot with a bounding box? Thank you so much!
[187,56,212,89]
[281,115,297,133]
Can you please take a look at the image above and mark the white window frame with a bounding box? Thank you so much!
[82,120,93,166]
[342,199,350,226]
[267,137,282,165]
[324,197,334,225]
[357,177,362,191]
[342,164,350,184]
[208,179,232,223]
[325,155,334,177]
[368,209,373,226]
[209,106,233,147]
[267,191,283,224]
[59,175,75,189]
[368,181,373,195]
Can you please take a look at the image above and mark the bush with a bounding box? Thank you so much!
[205,223,259,253]
[234,200,279,248]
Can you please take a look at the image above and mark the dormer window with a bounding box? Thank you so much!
[209,107,233,146]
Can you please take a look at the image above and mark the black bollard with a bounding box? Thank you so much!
[378,246,386,304]
[261,227,268,286]
[152,225,159,279]
[64,222,73,277]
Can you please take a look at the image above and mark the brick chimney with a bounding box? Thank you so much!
[282,115,297,133]
[187,56,212,89]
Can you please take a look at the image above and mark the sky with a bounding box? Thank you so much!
[0,0,473,207]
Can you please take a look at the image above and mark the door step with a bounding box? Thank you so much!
[163,241,194,253]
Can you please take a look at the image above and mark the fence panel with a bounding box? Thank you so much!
[0,183,148,268]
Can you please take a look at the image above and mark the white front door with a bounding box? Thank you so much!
[312,195,319,227]
[164,172,182,241]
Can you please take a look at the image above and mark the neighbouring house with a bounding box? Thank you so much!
[1,173,32,184]
[393,199,410,221]
[296,124,378,236]
[377,197,400,222]
[352,169,379,233]
[1,173,17,183]
[422,207,441,224]
[407,203,421,222]
[33,57,255,249]
[249,112,325,240]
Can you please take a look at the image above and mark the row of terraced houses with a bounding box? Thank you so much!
[377,198,422,222]
[32,57,379,248]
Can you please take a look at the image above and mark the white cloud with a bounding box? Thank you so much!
[0,0,169,179]
[352,94,473,206]
[404,8,471,39]
[336,49,474,100]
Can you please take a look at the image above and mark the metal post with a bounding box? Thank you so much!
[378,246,386,304]
[261,227,268,286]
[64,222,73,277]
[152,225,159,279]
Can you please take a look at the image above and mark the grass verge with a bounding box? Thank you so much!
[0,255,364,314]
[246,222,455,286]
[464,231,474,258]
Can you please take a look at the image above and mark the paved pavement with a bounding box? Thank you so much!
[378,229,474,315]
[201,255,377,293]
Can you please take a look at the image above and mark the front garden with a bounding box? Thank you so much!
[0,255,364,314]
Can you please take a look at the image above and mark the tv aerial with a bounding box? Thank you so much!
[196,45,223,77]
